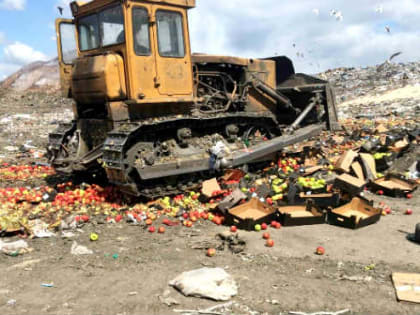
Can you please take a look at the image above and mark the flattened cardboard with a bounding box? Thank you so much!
[226,198,277,230]
[304,165,324,176]
[359,153,377,180]
[392,273,420,304]
[335,150,358,173]
[351,161,365,181]
[201,178,221,198]
[327,197,381,229]
[334,173,366,196]
[370,175,417,197]
[217,189,247,214]
[375,124,389,134]
[390,138,409,153]
[278,202,326,226]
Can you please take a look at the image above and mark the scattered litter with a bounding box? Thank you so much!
[6,299,16,306]
[70,241,93,255]
[338,275,372,282]
[0,240,31,256]
[169,268,238,301]
[41,283,54,288]
[289,310,350,315]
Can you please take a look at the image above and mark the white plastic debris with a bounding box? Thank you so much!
[31,219,55,238]
[70,241,93,255]
[210,141,229,157]
[0,240,30,256]
[169,267,238,301]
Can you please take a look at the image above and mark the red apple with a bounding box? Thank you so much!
[262,232,270,239]
[230,226,238,233]
[261,223,268,230]
[148,226,156,233]
[271,221,277,228]
[266,239,274,247]
[405,209,413,215]
[316,246,325,255]
[158,226,165,234]
[182,213,189,219]
[207,248,216,257]
[81,215,90,222]
[377,190,384,195]
[275,222,282,229]
[115,214,123,223]
[385,208,392,215]
[406,194,413,199]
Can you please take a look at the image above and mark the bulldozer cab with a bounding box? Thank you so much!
[56,0,195,103]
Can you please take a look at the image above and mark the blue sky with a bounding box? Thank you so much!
[0,0,419,79]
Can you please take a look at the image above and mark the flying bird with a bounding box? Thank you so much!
[388,52,402,63]
[385,26,391,33]
[58,6,63,15]
[375,5,383,14]
[330,9,343,22]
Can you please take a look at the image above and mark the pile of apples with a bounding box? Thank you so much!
[0,186,53,204]
[297,177,327,190]
[53,183,121,207]
[278,158,301,175]
[0,164,55,181]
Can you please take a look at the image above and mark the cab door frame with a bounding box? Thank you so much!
[56,18,78,98]
[150,4,193,97]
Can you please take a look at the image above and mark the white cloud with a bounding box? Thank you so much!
[0,0,26,10]
[188,0,420,73]
[4,42,48,65]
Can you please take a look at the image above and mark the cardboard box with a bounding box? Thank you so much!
[299,192,341,208]
[351,161,365,181]
[335,150,359,173]
[225,198,277,231]
[217,189,247,214]
[327,197,381,229]
[370,175,417,197]
[277,201,326,226]
[334,173,366,196]
[359,153,377,180]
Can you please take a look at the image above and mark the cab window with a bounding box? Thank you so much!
[78,14,99,51]
[132,7,150,56]
[60,23,77,64]
[156,10,185,58]
[99,5,125,47]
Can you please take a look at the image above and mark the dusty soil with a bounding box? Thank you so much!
[0,88,419,315]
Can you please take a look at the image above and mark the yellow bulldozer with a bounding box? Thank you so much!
[49,0,339,198]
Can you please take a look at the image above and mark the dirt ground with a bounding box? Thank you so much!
[0,90,419,315]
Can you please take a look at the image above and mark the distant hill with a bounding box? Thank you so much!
[0,58,60,92]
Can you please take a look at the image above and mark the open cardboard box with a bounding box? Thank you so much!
[277,201,326,226]
[369,174,417,197]
[298,192,341,208]
[225,198,277,230]
[327,197,381,229]
[334,173,367,196]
